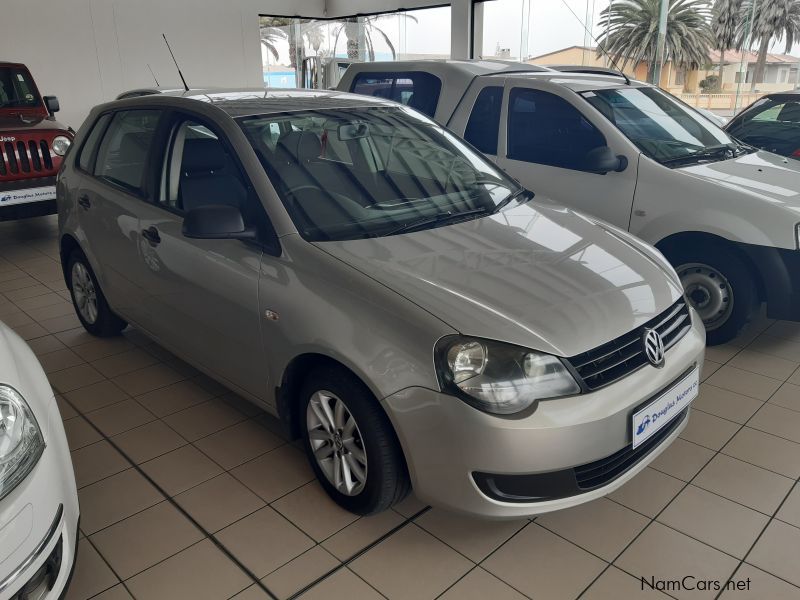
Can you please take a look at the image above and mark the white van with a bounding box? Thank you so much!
[339,60,800,345]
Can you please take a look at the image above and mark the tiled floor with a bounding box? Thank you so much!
[2,215,800,600]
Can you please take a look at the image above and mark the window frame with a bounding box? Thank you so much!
[350,71,442,118]
[464,85,504,156]
[76,111,113,175]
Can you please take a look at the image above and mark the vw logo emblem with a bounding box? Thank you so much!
[643,328,665,368]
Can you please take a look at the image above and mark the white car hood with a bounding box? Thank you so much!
[317,201,683,357]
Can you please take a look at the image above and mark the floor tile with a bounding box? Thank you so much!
[55,327,98,348]
[230,585,273,600]
[351,524,472,600]
[722,427,800,479]
[89,584,134,600]
[704,344,741,363]
[92,348,159,378]
[439,567,527,600]
[55,393,77,419]
[789,367,800,386]
[749,334,800,362]
[77,468,164,534]
[616,522,739,600]
[90,501,204,579]
[126,539,252,600]
[582,566,670,599]
[706,365,783,401]
[39,312,83,334]
[322,509,405,561]
[701,359,723,382]
[746,520,800,587]
[298,568,383,600]
[679,409,740,450]
[769,382,800,413]
[63,380,130,413]
[272,481,359,542]
[415,507,527,563]
[113,363,185,396]
[776,484,800,529]
[720,563,800,600]
[25,333,66,356]
[63,416,102,451]
[193,418,284,470]
[765,320,800,343]
[391,493,428,518]
[63,539,119,600]
[728,349,800,381]
[26,301,75,322]
[70,440,130,488]
[261,546,340,599]
[231,444,314,502]
[163,398,246,441]
[482,523,605,600]
[111,420,187,464]
[749,403,800,444]
[135,379,213,417]
[693,384,764,424]
[38,347,84,373]
[85,398,156,437]
[174,472,265,533]
[608,467,686,518]
[72,337,135,362]
[649,438,715,481]
[658,485,769,558]
[48,363,105,393]
[139,444,223,496]
[693,454,794,515]
[536,497,649,561]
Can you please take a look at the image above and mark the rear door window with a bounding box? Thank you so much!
[351,72,441,117]
[464,86,503,155]
[93,110,162,194]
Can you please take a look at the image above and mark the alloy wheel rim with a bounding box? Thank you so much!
[306,390,368,496]
[677,262,733,331]
[71,262,98,325]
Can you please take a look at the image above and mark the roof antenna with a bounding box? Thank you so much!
[147,64,160,87]
[163,34,189,91]
[557,0,631,85]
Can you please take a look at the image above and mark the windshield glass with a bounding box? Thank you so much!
[0,67,41,109]
[581,87,746,166]
[238,106,523,241]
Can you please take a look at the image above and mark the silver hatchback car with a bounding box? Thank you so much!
[57,89,705,517]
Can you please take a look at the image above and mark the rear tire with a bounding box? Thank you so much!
[300,365,410,515]
[664,242,758,346]
[67,250,127,337]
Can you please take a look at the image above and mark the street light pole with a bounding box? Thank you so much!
[652,0,668,85]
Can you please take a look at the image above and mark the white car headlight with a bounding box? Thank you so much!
[51,135,71,157]
[795,223,800,250]
[436,337,581,415]
[0,385,45,501]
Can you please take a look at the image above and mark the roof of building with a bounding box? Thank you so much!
[708,49,800,65]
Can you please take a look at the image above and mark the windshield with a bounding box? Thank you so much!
[0,67,41,109]
[581,87,749,166]
[239,106,523,241]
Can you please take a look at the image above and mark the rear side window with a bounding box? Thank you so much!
[464,86,503,155]
[93,110,161,194]
[78,113,111,172]
[351,72,441,117]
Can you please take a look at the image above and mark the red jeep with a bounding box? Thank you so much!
[0,62,72,221]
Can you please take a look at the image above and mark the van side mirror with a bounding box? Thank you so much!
[43,95,60,114]
[182,205,257,240]
[585,146,628,174]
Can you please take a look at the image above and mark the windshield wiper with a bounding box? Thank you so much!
[385,207,491,236]
[491,188,530,214]
[661,143,737,167]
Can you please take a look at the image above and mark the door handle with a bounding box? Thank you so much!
[78,195,91,210]
[141,226,161,246]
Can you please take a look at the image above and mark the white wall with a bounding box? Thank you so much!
[0,0,324,129]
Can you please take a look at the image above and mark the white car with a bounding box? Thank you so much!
[339,60,800,345]
[0,321,79,599]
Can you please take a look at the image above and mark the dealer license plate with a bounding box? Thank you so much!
[632,367,699,449]
[0,186,57,207]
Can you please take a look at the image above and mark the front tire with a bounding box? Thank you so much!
[300,366,410,515]
[664,242,759,346]
[67,250,127,337]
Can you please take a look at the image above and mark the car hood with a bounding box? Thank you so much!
[678,150,800,209]
[0,114,69,133]
[315,201,683,357]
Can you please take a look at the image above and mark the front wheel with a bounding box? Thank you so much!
[67,251,127,337]
[666,244,759,346]
[300,366,410,515]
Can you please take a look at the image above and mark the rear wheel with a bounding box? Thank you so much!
[300,366,410,515]
[67,251,127,337]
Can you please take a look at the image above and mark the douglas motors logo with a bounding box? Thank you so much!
[0,194,12,203]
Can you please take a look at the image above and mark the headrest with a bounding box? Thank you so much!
[182,138,227,173]
[277,131,321,163]
[777,102,800,122]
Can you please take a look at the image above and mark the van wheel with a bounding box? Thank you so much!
[666,244,758,346]
[67,250,127,337]
[300,366,410,515]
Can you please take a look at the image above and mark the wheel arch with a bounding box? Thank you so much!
[59,233,82,283]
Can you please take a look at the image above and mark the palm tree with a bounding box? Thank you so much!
[713,0,743,86]
[333,14,418,61]
[259,26,287,63]
[597,0,714,83]
[737,0,800,90]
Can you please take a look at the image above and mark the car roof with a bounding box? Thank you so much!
[484,70,648,92]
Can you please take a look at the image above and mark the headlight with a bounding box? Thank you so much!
[51,135,71,156]
[0,385,45,501]
[435,337,581,415]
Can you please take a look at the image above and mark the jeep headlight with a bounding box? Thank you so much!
[435,337,581,415]
[51,135,71,157]
[0,385,45,501]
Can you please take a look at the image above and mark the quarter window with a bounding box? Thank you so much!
[351,72,441,118]
[78,113,111,172]
[507,88,606,171]
[93,110,161,194]
[464,86,503,155]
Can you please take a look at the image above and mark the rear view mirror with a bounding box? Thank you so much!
[43,95,60,115]
[182,205,257,240]
[585,146,628,174]
[338,122,369,140]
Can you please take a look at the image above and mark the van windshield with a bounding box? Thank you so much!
[239,106,524,241]
[581,87,752,166]
[0,67,41,109]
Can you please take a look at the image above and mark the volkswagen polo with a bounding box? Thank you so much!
[57,89,705,517]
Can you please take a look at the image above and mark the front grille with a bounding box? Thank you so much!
[0,139,52,176]
[567,299,691,391]
[575,407,688,490]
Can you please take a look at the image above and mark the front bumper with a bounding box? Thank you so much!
[737,242,800,321]
[0,177,58,222]
[383,310,706,518]
[0,397,80,600]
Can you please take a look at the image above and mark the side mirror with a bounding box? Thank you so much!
[182,205,257,240]
[585,146,628,174]
[43,95,60,114]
